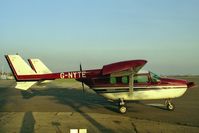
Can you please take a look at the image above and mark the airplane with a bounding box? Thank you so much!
[5,54,195,113]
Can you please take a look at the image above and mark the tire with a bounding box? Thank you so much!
[119,105,127,114]
[167,103,175,111]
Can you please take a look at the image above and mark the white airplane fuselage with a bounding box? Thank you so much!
[94,86,187,101]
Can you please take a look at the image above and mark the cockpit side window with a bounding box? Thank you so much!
[150,72,161,83]
[134,75,149,83]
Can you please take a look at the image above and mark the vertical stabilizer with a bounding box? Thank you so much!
[5,55,37,90]
[5,55,36,78]
[28,58,52,83]
[28,59,52,74]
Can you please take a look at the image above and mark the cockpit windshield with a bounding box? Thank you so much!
[150,72,161,82]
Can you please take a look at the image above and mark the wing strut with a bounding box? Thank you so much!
[129,68,134,95]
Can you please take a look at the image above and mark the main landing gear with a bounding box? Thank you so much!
[118,99,127,114]
[165,99,175,111]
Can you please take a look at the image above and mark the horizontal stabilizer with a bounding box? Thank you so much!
[15,82,37,90]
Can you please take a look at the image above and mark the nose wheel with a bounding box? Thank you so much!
[119,105,127,114]
[165,99,175,111]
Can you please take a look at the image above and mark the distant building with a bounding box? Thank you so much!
[0,74,6,80]
[0,72,14,80]
[6,75,14,80]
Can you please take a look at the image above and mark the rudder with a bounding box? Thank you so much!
[28,58,52,74]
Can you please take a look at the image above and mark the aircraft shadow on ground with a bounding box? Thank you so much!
[20,87,159,113]
[138,102,168,111]
[0,86,18,111]
[20,87,117,132]
[0,87,8,111]
[20,87,112,109]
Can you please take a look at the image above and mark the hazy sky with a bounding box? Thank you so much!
[0,0,199,75]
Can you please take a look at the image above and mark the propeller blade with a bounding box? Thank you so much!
[80,63,82,72]
[82,81,85,92]
[80,63,85,92]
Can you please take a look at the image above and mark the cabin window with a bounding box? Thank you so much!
[122,76,128,84]
[110,77,117,84]
[134,75,148,83]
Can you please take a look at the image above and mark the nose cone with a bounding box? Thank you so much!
[187,82,195,88]
[160,78,195,88]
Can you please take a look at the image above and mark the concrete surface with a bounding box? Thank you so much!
[0,76,198,133]
[0,112,199,133]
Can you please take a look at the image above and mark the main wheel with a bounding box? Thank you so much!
[167,103,175,111]
[119,105,127,114]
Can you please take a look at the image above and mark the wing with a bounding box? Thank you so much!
[102,60,147,77]
[102,60,147,94]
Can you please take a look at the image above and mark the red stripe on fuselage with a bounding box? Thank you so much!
[13,70,102,81]
[89,83,188,88]
[5,54,102,81]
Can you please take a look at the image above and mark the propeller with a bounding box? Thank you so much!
[80,63,85,92]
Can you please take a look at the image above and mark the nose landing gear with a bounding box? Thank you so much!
[165,99,175,111]
[118,98,127,114]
